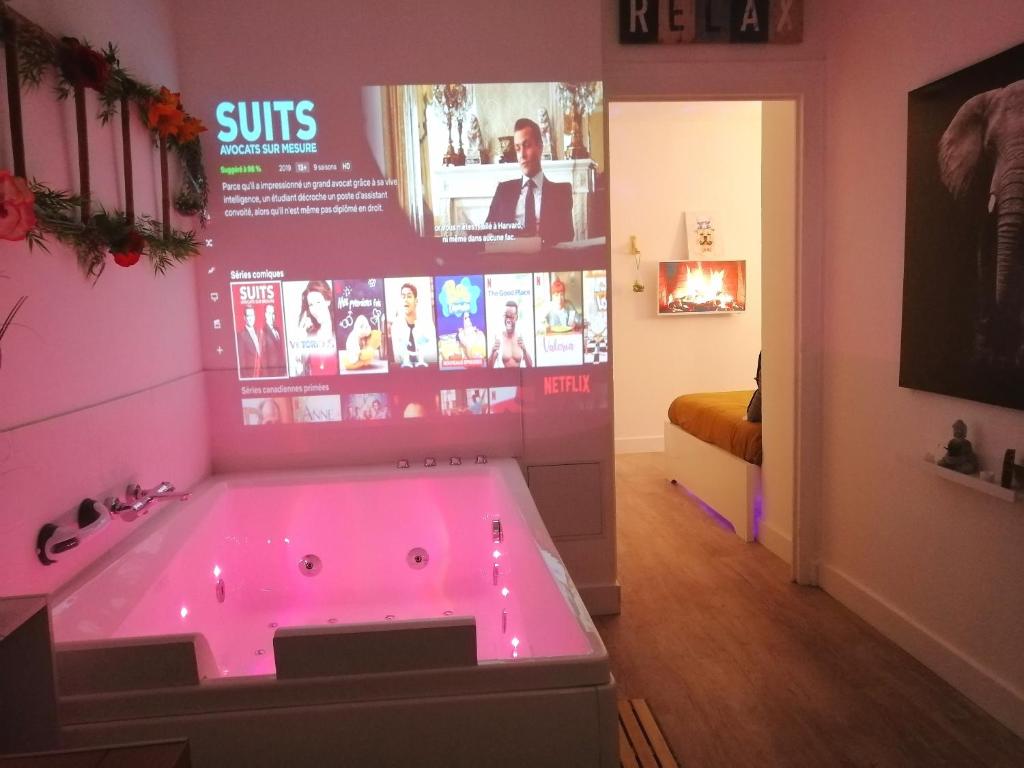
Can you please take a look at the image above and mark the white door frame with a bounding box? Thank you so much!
[604,63,825,585]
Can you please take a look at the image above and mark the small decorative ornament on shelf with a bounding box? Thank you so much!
[936,419,979,475]
[923,453,1021,503]
[924,423,1023,503]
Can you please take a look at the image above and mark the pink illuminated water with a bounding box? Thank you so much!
[51,463,596,678]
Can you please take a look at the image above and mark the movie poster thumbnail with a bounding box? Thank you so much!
[534,271,584,367]
[390,394,435,418]
[343,393,391,421]
[292,394,342,423]
[334,278,389,375]
[241,396,292,426]
[435,274,487,370]
[488,386,522,414]
[439,387,489,416]
[384,277,438,368]
[231,281,288,381]
[282,280,339,377]
[582,269,609,365]
[485,273,535,368]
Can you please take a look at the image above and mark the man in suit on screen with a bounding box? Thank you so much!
[486,117,574,246]
[236,305,261,378]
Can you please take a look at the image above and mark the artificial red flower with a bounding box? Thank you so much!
[57,37,111,92]
[0,170,37,241]
[176,114,207,144]
[146,87,185,139]
[110,229,145,267]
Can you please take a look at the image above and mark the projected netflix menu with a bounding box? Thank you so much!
[229,270,607,382]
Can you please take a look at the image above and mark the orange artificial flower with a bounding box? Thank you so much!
[146,86,185,139]
[176,115,207,144]
[0,171,37,241]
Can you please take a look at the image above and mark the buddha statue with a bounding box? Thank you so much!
[937,419,979,475]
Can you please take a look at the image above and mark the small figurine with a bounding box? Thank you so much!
[538,107,553,160]
[937,419,979,475]
[465,113,483,164]
[1001,448,1018,489]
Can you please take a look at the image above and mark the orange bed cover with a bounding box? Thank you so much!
[667,390,762,465]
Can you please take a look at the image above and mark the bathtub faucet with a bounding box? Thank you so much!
[127,481,192,504]
[106,481,191,521]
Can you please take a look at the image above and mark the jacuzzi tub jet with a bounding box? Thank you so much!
[407,547,429,569]
[299,554,322,576]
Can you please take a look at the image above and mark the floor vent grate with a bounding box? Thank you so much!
[619,698,679,768]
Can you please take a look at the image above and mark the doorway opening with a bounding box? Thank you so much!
[608,99,799,569]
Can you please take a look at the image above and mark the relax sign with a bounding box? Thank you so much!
[619,0,802,44]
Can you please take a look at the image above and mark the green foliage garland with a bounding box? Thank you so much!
[1,2,207,276]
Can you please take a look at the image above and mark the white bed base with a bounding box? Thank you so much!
[664,422,761,542]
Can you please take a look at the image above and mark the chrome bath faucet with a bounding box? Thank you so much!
[107,481,192,521]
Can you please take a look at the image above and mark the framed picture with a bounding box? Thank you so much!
[657,260,746,315]
[900,43,1024,410]
[685,210,724,259]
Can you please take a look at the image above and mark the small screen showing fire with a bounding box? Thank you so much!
[657,260,746,315]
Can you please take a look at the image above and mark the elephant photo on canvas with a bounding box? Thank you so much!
[938,78,1024,368]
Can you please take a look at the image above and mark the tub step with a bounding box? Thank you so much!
[618,698,678,768]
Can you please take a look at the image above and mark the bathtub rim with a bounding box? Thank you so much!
[53,459,581,609]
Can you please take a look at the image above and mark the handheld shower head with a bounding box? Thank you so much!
[36,499,110,565]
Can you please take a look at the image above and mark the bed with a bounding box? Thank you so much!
[664,390,762,542]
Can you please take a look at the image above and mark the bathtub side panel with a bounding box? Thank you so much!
[62,685,612,768]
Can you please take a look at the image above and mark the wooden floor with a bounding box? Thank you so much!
[595,453,1024,768]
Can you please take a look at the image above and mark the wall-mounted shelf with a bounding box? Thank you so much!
[923,458,1022,503]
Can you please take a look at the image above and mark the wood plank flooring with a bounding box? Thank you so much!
[595,453,1024,768]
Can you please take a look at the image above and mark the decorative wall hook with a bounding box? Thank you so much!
[629,235,645,293]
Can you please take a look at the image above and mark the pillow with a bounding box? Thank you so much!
[746,352,762,422]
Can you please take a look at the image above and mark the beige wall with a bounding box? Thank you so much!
[609,101,763,454]
[818,0,1024,737]
[760,100,798,556]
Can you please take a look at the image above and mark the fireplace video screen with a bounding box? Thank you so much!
[657,260,747,315]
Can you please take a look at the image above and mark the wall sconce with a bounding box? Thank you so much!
[629,235,645,293]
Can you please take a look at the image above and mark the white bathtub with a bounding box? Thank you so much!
[50,459,616,767]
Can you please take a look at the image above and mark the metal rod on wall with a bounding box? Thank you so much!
[74,83,90,222]
[121,96,134,221]
[159,136,169,238]
[2,15,27,177]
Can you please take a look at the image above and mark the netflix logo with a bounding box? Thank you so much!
[543,374,591,395]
